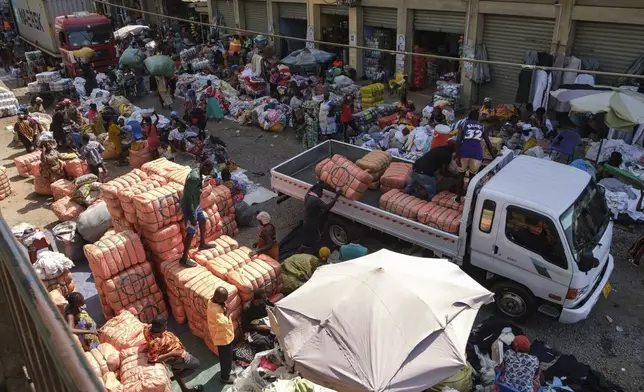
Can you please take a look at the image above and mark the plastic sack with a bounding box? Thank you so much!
[78,201,112,243]
[119,47,146,69]
[235,201,255,227]
[73,47,95,59]
[144,55,175,77]
[52,221,85,261]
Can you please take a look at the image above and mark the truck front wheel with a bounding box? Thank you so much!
[492,282,536,321]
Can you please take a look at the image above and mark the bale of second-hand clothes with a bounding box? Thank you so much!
[380,189,431,221]
[380,162,412,194]
[315,154,373,201]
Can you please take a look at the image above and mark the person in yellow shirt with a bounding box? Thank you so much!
[207,287,236,384]
[107,117,126,165]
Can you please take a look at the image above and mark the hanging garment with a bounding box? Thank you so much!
[555,56,582,113]
[524,51,539,66]
[471,44,491,84]
[531,70,552,109]
[516,68,534,104]
[618,53,644,85]
[537,52,554,67]
[580,57,600,71]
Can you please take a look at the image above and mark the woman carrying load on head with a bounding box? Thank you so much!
[39,139,64,184]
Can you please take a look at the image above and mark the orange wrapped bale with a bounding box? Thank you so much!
[63,159,89,179]
[101,262,161,311]
[84,230,147,280]
[189,235,239,266]
[141,158,185,179]
[380,162,412,192]
[49,289,68,314]
[116,291,168,323]
[51,178,74,200]
[14,150,40,177]
[192,246,251,279]
[117,176,168,223]
[90,347,110,376]
[432,191,464,212]
[85,351,103,378]
[212,185,233,213]
[34,174,52,195]
[180,206,224,248]
[99,169,149,201]
[42,269,75,296]
[316,154,373,201]
[0,166,12,200]
[30,161,41,176]
[221,214,238,237]
[356,150,392,173]
[98,311,146,351]
[160,261,211,300]
[225,255,282,301]
[141,223,182,254]
[379,189,430,221]
[183,271,239,321]
[96,343,121,373]
[129,143,153,169]
[102,372,123,392]
[167,290,186,324]
[417,203,462,234]
[132,183,184,232]
[119,348,172,392]
[111,216,136,233]
[165,166,191,185]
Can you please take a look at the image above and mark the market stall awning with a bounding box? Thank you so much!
[272,249,494,392]
[113,25,150,40]
[281,48,335,67]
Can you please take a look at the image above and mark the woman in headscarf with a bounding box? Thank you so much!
[64,99,84,126]
[14,111,37,152]
[173,32,185,55]
[39,140,64,184]
[205,80,224,121]
[253,212,279,261]
[65,292,100,352]
[50,104,66,148]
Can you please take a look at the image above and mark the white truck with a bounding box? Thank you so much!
[271,141,614,323]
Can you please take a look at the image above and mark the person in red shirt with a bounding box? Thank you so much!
[141,112,161,159]
[340,95,358,143]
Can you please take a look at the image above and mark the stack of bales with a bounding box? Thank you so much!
[99,169,149,219]
[84,230,167,322]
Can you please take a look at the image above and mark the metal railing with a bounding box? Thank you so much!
[0,215,105,392]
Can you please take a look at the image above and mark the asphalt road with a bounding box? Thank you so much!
[1,90,643,391]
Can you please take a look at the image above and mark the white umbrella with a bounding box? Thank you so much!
[114,25,150,40]
[272,249,494,392]
[549,86,615,103]
[568,89,644,129]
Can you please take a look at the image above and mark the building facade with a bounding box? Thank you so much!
[203,0,644,106]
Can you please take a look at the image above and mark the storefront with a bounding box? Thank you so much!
[410,10,465,90]
[244,0,268,33]
[214,0,236,29]
[572,21,644,86]
[278,3,307,57]
[479,15,554,105]
[320,4,349,64]
[363,7,396,81]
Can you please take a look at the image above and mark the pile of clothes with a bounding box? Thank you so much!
[466,317,624,392]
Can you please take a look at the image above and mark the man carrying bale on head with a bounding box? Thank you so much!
[180,160,216,267]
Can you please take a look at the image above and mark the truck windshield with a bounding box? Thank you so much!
[67,24,112,48]
[560,181,610,260]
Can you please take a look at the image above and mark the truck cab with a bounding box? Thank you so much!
[468,155,614,323]
[54,12,117,77]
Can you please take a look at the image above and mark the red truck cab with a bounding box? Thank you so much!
[55,12,117,77]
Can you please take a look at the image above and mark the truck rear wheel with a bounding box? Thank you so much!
[492,282,536,321]
[324,215,361,247]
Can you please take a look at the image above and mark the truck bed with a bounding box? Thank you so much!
[271,141,461,258]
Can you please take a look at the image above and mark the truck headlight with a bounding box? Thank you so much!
[566,285,590,300]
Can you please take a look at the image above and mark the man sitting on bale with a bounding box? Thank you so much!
[242,290,276,352]
[180,160,215,267]
[144,315,203,392]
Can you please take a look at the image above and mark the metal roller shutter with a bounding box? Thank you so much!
[363,7,397,30]
[480,15,554,104]
[321,4,348,16]
[215,0,235,27]
[279,3,307,20]
[413,10,466,34]
[244,0,268,33]
[572,22,644,86]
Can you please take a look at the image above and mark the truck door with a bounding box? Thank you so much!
[495,205,572,304]
[470,198,501,273]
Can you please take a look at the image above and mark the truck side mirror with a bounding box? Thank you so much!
[578,251,599,273]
